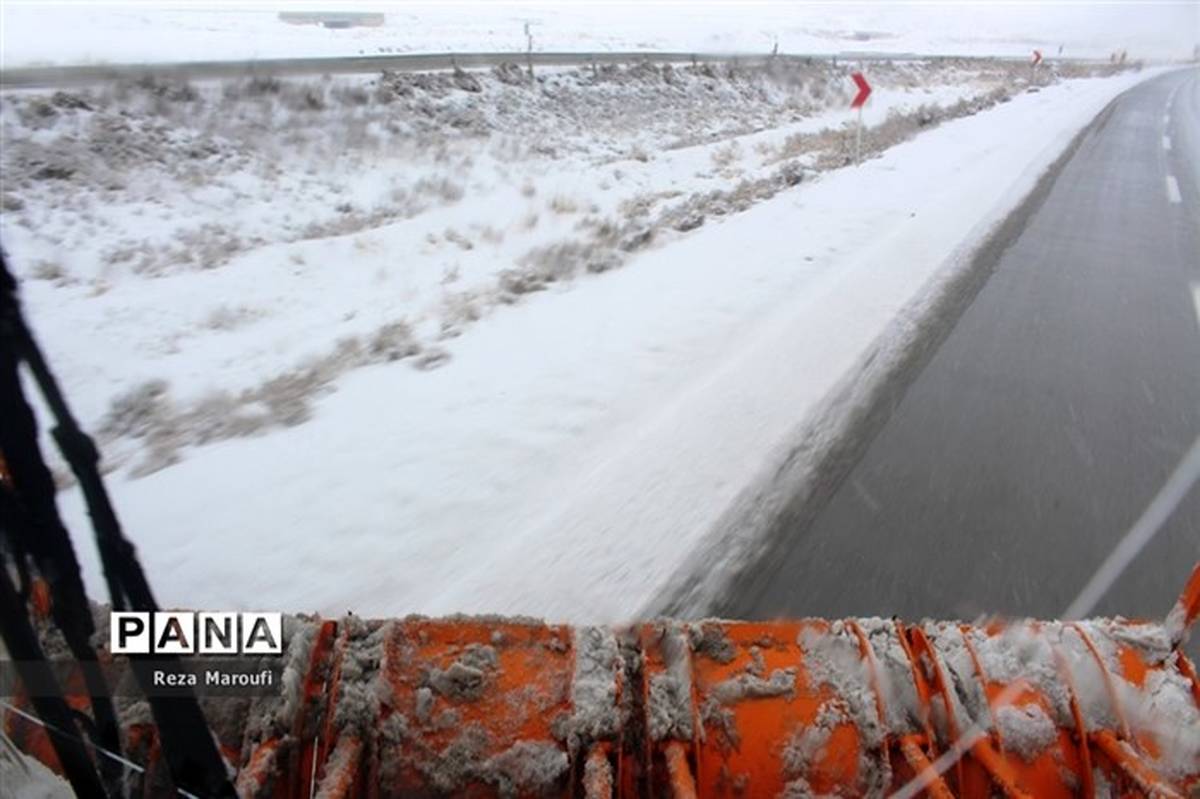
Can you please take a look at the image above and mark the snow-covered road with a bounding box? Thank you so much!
[35,68,1161,621]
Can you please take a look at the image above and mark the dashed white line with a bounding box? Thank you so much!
[1163,135,1172,151]
[1166,175,1182,204]
[1164,85,1180,127]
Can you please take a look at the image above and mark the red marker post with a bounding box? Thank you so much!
[850,71,872,165]
[1031,49,1043,67]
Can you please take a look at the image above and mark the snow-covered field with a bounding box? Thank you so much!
[2,2,1192,67]
[0,55,1154,621]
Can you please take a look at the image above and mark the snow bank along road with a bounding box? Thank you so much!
[714,68,1200,626]
[32,67,1163,622]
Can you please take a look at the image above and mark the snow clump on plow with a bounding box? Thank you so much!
[6,600,1200,797]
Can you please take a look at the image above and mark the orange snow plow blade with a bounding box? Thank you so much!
[7,579,1200,798]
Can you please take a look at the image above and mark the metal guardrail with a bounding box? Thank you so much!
[0,50,1089,90]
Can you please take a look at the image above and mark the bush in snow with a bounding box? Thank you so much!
[203,304,261,332]
[413,176,465,204]
[367,321,421,363]
[132,433,183,478]
[452,67,483,93]
[30,260,69,282]
[443,228,474,250]
[413,346,452,371]
[439,292,483,338]
[331,84,371,106]
[709,141,743,169]
[548,195,580,214]
[492,62,528,86]
[99,379,172,439]
[182,391,268,444]
[279,84,327,113]
[497,267,548,296]
[518,241,624,284]
[253,372,315,427]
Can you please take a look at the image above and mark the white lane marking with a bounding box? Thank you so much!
[1192,283,1200,331]
[1165,84,1181,122]
[1163,135,1171,151]
[1166,175,1182,204]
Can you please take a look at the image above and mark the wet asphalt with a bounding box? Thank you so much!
[721,68,1200,625]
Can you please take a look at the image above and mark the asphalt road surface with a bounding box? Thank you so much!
[721,68,1200,625]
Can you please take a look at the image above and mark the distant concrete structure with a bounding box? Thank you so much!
[278,12,385,29]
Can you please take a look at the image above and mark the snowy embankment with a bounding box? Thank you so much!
[1,62,1154,620]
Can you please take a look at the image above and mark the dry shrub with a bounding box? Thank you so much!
[439,292,483,338]
[30,260,68,282]
[235,75,283,97]
[443,228,474,251]
[249,372,313,427]
[414,176,465,204]
[204,304,261,331]
[492,62,527,86]
[413,347,452,371]
[102,324,426,476]
[548,195,579,214]
[497,268,548,296]
[367,321,421,362]
[517,241,623,284]
[452,67,483,93]
[100,380,172,439]
[279,84,327,112]
[331,84,371,106]
[478,225,505,245]
[710,141,743,169]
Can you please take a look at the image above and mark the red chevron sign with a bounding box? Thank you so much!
[850,71,871,109]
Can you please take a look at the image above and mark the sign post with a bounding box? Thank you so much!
[850,71,872,165]
[855,106,863,165]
